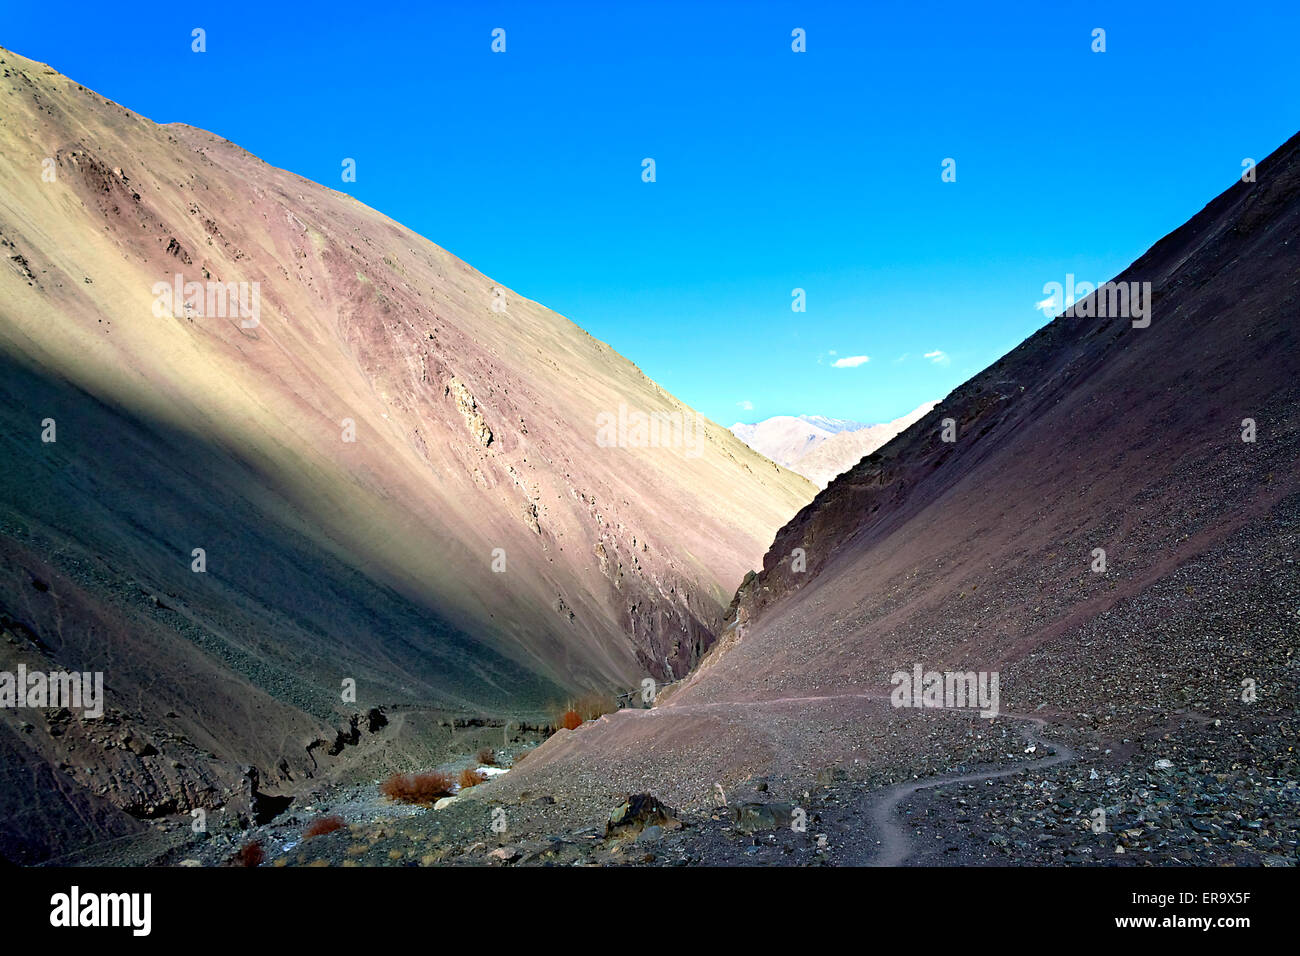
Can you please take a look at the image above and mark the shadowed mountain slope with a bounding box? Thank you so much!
[0,47,812,861]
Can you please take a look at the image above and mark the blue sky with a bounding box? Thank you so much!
[6,1,1298,424]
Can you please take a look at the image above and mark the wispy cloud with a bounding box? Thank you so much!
[894,353,910,364]
[736,399,753,411]
[923,350,950,366]
[831,355,870,368]
[1035,295,1059,315]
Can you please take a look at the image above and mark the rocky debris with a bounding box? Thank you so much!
[165,236,192,264]
[901,709,1299,866]
[8,251,36,284]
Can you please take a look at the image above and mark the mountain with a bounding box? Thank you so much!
[496,130,1300,864]
[729,415,843,469]
[731,404,938,486]
[791,402,939,487]
[0,47,814,862]
[789,415,866,436]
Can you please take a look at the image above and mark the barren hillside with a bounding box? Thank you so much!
[0,47,813,862]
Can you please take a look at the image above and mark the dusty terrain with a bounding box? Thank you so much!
[237,127,1298,868]
[0,46,813,864]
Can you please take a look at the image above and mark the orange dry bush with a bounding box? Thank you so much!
[548,692,616,733]
[380,771,455,805]
[512,749,530,765]
[235,840,264,867]
[476,747,497,766]
[459,767,487,789]
[303,815,345,839]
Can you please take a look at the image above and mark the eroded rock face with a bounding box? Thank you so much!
[446,377,493,447]
[229,765,293,826]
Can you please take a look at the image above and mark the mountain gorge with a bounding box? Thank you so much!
[0,47,813,862]
[2,42,1296,870]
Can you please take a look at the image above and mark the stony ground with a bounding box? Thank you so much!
[130,698,1295,868]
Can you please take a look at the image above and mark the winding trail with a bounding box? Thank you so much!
[864,714,1074,866]
[611,689,1078,866]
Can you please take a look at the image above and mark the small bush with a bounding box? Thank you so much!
[572,692,617,721]
[476,747,497,766]
[459,767,487,790]
[303,815,345,839]
[512,749,530,765]
[380,771,455,805]
[546,691,618,734]
[234,840,264,867]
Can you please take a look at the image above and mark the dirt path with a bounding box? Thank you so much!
[615,689,1078,865]
[864,714,1074,866]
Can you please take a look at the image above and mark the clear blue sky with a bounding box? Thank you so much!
[6,1,1298,425]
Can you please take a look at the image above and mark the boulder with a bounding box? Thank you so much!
[607,793,675,837]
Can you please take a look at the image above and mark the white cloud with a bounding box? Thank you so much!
[923,350,950,366]
[736,399,754,411]
[831,355,870,368]
[1035,295,1059,315]
[894,353,910,364]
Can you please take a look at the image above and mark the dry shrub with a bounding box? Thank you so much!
[476,747,497,766]
[380,771,455,805]
[512,749,530,766]
[459,767,487,790]
[548,691,617,733]
[303,815,345,839]
[235,840,264,867]
[572,692,616,721]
